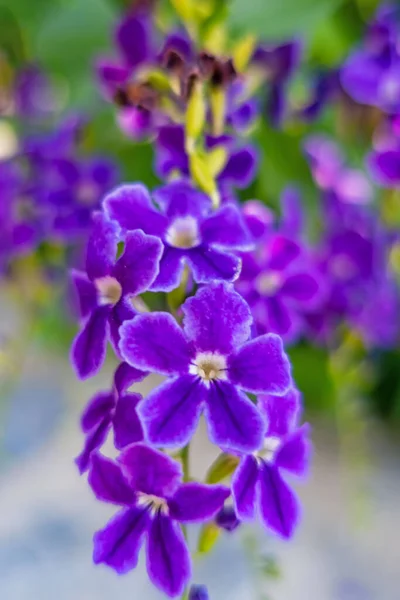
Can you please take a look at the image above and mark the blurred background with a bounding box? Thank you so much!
[1,0,400,598]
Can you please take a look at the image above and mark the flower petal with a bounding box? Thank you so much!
[149,246,185,292]
[88,453,135,505]
[93,506,149,574]
[219,146,258,188]
[275,424,311,476]
[119,443,182,497]
[138,375,205,448]
[231,455,259,520]
[109,298,137,356]
[71,306,110,380]
[258,463,299,539]
[112,230,163,295]
[200,204,253,250]
[168,483,229,522]
[265,297,293,337]
[189,585,210,600]
[113,393,144,450]
[146,513,191,598]
[228,334,291,395]
[117,13,151,68]
[104,184,167,236]
[182,282,252,354]
[187,246,242,284]
[119,312,192,375]
[70,269,97,319]
[259,387,301,437]
[368,150,400,186]
[86,212,119,280]
[153,180,211,219]
[281,273,320,303]
[113,361,147,395]
[81,391,115,433]
[204,381,266,453]
[268,236,301,271]
[75,417,112,474]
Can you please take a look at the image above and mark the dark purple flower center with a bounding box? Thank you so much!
[166,216,200,249]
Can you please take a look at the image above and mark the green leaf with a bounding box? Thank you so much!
[205,452,239,484]
[197,521,221,554]
[228,0,344,41]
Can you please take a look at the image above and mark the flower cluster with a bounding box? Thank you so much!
[69,6,316,599]
[64,1,400,599]
[0,68,118,275]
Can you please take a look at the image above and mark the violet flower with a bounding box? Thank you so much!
[232,388,311,539]
[104,180,252,291]
[119,282,291,452]
[341,4,400,114]
[252,40,302,127]
[304,135,372,206]
[44,156,119,238]
[236,234,321,341]
[89,445,229,597]
[71,212,163,379]
[189,585,210,600]
[75,362,146,473]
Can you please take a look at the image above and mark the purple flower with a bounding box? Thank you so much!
[341,5,400,114]
[189,584,210,600]
[232,388,311,539]
[75,362,146,473]
[252,40,302,126]
[44,156,119,238]
[298,70,340,122]
[104,180,252,291]
[89,445,229,597]
[368,143,400,187]
[304,136,372,205]
[119,282,291,452]
[155,125,258,189]
[236,234,321,341]
[71,212,163,379]
[215,505,241,532]
[14,64,57,119]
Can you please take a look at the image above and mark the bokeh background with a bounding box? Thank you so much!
[1,0,400,598]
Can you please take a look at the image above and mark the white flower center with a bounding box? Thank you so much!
[136,493,169,515]
[95,276,122,305]
[255,271,282,296]
[189,352,228,384]
[257,436,281,463]
[77,181,98,206]
[166,216,200,249]
[329,254,356,280]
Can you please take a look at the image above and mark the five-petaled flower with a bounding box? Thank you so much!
[119,281,292,453]
[104,179,252,291]
[236,234,320,341]
[71,211,163,379]
[89,445,229,597]
[232,388,311,538]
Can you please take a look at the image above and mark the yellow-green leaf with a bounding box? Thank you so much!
[197,521,221,554]
[206,452,239,484]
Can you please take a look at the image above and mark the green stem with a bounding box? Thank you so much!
[180,444,190,600]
